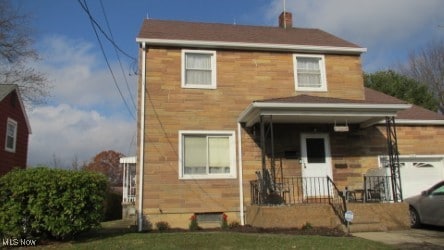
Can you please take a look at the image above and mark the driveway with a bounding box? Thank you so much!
[353,227,444,249]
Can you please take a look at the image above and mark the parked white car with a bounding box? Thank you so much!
[405,181,444,227]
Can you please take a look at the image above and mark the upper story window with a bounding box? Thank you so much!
[182,50,217,89]
[179,130,236,180]
[5,118,17,153]
[293,54,327,92]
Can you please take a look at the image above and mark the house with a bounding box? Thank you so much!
[135,12,444,231]
[0,84,31,176]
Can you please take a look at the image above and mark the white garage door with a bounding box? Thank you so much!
[381,156,444,199]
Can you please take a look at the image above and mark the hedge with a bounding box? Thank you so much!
[0,167,108,240]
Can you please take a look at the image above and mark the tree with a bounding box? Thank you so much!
[83,150,124,186]
[0,0,49,106]
[400,40,444,113]
[364,70,439,111]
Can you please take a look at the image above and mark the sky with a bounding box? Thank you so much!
[11,0,444,168]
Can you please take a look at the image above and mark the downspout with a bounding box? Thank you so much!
[138,42,147,231]
[237,122,244,225]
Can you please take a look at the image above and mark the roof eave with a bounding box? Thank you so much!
[379,119,444,125]
[136,38,367,55]
[238,102,411,127]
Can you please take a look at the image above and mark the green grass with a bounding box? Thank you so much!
[35,232,393,250]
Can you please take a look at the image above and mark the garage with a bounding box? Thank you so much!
[380,156,444,199]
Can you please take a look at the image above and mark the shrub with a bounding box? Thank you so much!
[229,221,241,229]
[0,167,108,240]
[302,222,313,230]
[155,221,170,232]
[189,215,200,231]
[103,190,122,221]
[221,213,228,230]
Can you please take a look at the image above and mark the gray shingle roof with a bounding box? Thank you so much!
[137,19,363,50]
[0,84,17,101]
[254,88,444,121]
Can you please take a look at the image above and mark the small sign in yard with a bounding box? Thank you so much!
[344,210,354,222]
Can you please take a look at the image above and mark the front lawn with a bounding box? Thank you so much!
[36,231,393,249]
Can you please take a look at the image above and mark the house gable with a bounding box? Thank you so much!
[0,84,31,174]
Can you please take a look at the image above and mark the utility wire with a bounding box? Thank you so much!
[77,0,137,62]
[99,0,137,111]
[78,0,136,120]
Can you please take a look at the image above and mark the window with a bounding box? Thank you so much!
[179,131,236,179]
[293,54,327,91]
[5,118,17,153]
[182,50,216,89]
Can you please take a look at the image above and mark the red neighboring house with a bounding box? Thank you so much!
[0,84,31,176]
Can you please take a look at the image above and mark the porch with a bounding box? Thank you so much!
[248,175,410,232]
[120,156,137,220]
[237,93,412,231]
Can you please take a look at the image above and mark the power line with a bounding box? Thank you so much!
[99,0,137,111]
[77,0,137,62]
[78,0,136,120]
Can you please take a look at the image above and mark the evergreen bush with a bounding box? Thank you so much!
[0,167,108,240]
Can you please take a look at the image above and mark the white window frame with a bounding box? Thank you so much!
[293,54,327,92]
[5,118,17,153]
[181,50,217,89]
[178,130,236,180]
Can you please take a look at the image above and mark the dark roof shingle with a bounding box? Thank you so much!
[254,88,444,121]
[256,88,406,105]
[137,19,362,49]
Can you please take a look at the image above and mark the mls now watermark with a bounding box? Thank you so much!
[2,238,37,247]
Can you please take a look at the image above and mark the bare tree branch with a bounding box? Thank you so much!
[400,40,444,113]
[0,0,50,106]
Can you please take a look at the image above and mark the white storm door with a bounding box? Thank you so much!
[300,133,333,196]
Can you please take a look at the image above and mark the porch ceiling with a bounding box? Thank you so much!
[238,102,411,128]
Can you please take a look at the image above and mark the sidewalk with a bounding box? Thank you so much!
[353,229,444,249]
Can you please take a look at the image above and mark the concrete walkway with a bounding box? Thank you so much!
[353,229,444,249]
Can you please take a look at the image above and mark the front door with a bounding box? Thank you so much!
[300,133,333,196]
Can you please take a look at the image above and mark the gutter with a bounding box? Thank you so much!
[237,123,244,225]
[138,42,147,232]
[238,102,412,126]
[135,38,367,55]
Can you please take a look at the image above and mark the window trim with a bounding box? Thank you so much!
[5,118,17,153]
[293,54,327,92]
[181,50,217,89]
[178,130,236,180]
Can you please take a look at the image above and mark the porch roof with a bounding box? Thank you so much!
[238,88,412,127]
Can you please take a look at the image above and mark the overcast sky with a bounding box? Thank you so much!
[12,0,444,167]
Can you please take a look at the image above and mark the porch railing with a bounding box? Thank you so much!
[251,176,343,205]
[250,176,348,224]
[363,175,393,202]
[327,176,347,223]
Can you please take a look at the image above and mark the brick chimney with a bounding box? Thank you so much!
[279,11,292,29]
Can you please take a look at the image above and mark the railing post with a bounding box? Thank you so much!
[363,175,367,203]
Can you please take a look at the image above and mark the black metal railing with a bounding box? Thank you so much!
[250,176,348,224]
[327,176,347,223]
[251,176,337,205]
[363,175,393,202]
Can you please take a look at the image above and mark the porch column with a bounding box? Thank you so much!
[386,116,403,202]
[260,115,266,173]
[122,162,127,203]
